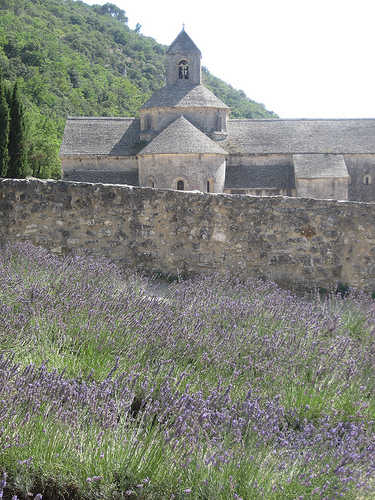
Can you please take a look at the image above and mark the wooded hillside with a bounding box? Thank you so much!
[0,0,278,179]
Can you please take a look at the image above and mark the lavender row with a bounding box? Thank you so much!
[0,242,374,498]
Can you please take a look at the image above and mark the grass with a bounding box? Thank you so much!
[0,242,374,499]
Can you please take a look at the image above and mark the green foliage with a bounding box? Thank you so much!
[27,113,62,178]
[94,2,128,24]
[0,0,278,180]
[0,73,61,179]
[0,0,166,117]
[7,80,28,178]
[0,72,9,176]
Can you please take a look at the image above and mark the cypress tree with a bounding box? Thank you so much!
[7,80,27,179]
[0,73,9,177]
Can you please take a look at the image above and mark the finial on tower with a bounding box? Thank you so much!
[182,23,185,31]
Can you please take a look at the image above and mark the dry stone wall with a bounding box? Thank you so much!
[1,178,375,292]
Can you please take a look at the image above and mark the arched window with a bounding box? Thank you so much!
[207,178,214,193]
[178,60,189,80]
[148,178,155,188]
[364,174,372,185]
[177,179,184,190]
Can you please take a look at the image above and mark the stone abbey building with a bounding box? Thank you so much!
[60,29,375,202]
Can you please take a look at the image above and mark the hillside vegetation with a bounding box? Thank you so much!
[0,0,278,180]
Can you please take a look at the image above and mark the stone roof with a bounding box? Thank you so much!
[223,119,375,154]
[59,117,140,157]
[139,84,229,110]
[166,29,201,55]
[60,117,375,159]
[293,154,349,179]
[138,116,228,156]
[225,164,296,190]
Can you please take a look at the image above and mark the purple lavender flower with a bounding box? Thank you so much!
[0,243,374,499]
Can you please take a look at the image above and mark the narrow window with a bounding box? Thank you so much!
[148,178,155,188]
[144,114,150,131]
[177,179,184,190]
[215,113,222,131]
[364,175,372,185]
[207,178,214,193]
[178,60,189,80]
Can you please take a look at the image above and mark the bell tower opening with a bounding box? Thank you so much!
[178,60,189,80]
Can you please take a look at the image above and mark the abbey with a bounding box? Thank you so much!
[60,29,375,202]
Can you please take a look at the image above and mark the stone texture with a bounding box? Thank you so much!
[2,179,375,292]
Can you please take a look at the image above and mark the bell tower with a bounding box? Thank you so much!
[166,27,202,85]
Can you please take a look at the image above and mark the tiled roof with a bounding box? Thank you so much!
[60,117,375,159]
[293,154,349,179]
[138,116,228,155]
[166,29,201,55]
[223,119,375,154]
[140,84,229,110]
[59,117,140,157]
[225,164,296,190]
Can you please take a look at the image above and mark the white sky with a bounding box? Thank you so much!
[86,0,375,119]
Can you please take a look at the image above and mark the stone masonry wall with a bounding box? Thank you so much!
[1,178,375,292]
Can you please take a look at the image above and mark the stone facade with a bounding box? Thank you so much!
[138,153,226,193]
[345,154,375,202]
[2,178,375,292]
[60,29,375,202]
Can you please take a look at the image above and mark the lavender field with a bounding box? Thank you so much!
[0,242,374,499]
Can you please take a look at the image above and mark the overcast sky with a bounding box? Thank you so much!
[86,0,375,119]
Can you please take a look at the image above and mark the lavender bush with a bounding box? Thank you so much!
[0,242,374,499]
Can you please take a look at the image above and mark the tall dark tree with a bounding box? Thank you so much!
[0,73,10,177]
[7,80,27,179]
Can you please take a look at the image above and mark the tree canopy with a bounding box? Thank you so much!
[0,76,28,178]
